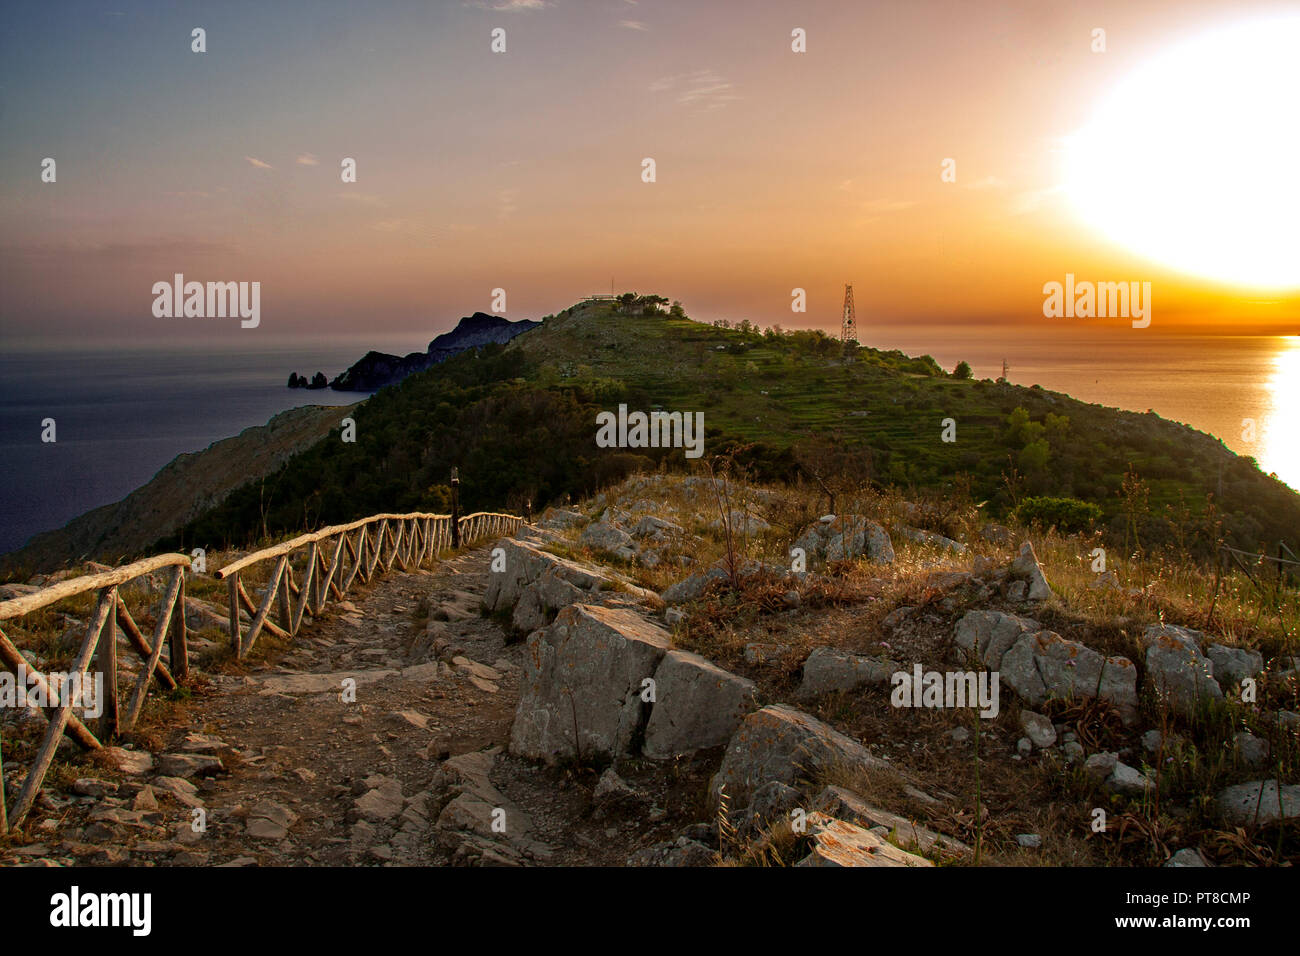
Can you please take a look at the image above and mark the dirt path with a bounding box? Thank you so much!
[2,541,715,868]
[159,546,524,866]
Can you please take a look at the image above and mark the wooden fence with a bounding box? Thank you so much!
[0,509,522,833]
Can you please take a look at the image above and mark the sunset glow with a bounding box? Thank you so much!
[1064,15,1300,292]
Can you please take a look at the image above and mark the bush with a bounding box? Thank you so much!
[1014,496,1103,533]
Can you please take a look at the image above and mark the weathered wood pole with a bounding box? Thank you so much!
[98,586,119,741]
[171,567,189,683]
[450,468,461,548]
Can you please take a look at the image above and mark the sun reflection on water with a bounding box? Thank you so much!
[1258,336,1300,490]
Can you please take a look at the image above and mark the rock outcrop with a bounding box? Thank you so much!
[329,313,540,391]
[792,515,894,565]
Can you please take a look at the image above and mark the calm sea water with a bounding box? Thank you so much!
[868,325,1300,494]
[0,328,1295,556]
[0,338,417,555]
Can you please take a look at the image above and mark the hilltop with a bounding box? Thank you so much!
[8,294,1300,574]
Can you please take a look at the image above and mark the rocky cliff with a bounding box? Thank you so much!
[328,313,540,391]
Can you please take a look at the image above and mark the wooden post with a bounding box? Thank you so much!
[227,574,242,653]
[98,586,119,741]
[278,564,294,635]
[8,589,113,828]
[0,724,7,835]
[450,469,461,548]
[171,566,189,683]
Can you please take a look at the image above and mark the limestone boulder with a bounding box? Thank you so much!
[795,647,898,699]
[1142,624,1223,716]
[510,604,670,763]
[954,610,1039,669]
[1009,540,1053,601]
[708,704,889,809]
[795,813,933,867]
[1216,780,1300,826]
[792,515,894,566]
[642,650,756,759]
[1205,643,1263,690]
[997,629,1139,724]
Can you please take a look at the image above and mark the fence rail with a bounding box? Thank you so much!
[0,509,522,833]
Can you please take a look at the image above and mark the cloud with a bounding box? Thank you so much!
[465,0,548,11]
[859,198,915,213]
[296,153,319,166]
[1010,184,1065,215]
[649,70,741,111]
[337,192,387,206]
[620,20,648,30]
[244,156,274,169]
[497,188,519,221]
[963,175,1006,191]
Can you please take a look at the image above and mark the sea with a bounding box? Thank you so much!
[0,327,1296,556]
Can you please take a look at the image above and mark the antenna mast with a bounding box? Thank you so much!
[840,284,857,343]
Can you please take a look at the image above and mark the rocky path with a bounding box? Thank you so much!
[167,546,521,866]
[3,541,701,868]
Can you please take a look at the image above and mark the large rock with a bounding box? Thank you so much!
[954,610,1038,669]
[795,813,933,867]
[642,650,756,758]
[484,538,622,631]
[660,567,730,605]
[579,519,634,554]
[815,786,969,856]
[540,508,584,529]
[510,604,670,763]
[1205,643,1263,690]
[632,515,683,540]
[998,630,1139,724]
[894,525,966,554]
[796,647,898,699]
[1216,780,1300,826]
[1010,540,1052,601]
[792,515,894,566]
[709,704,889,809]
[1142,625,1223,716]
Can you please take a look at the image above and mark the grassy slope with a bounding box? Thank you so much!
[510,301,1300,548]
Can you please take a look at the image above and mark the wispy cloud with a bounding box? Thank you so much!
[465,0,548,11]
[620,20,648,31]
[860,198,915,214]
[963,175,1006,191]
[497,188,519,221]
[1010,184,1065,215]
[244,156,274,170]
[296,153,319,166]
[337,192,387,207]
[649,70,740,111]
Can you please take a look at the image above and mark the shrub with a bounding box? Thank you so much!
[1014,496,1103,532]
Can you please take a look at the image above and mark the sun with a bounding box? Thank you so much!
[1063,16,1300,291]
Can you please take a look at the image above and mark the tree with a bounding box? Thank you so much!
[953,360,972,379]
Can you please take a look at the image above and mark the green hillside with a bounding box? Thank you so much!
[167,297,1300,556]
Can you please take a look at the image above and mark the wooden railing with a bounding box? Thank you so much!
[212,511,522,660]
[0,554,190,831]
[0,509,522,834]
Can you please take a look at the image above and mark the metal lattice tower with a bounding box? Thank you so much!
[840,283,857,343]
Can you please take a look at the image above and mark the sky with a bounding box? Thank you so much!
[2,0,1298,347]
